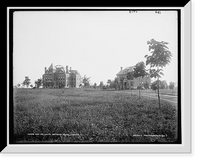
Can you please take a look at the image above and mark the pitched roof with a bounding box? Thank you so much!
[47,63,56,73]
[48,63,53,70]
[116,66,135,75]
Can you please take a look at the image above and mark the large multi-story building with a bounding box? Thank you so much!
[116,66,151,90]
[42,63,81,88]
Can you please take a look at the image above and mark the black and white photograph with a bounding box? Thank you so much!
[11,9,180,144]
[11,8,181,144]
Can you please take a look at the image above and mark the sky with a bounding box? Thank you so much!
[13,10,178,86]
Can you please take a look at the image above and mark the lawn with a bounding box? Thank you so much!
[13,88,178,143]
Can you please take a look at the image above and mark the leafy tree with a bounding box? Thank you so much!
[109,81,114,89]
[145,39,172,109]
[16,83,21,88]
[99,81,104,89]
[93,83,97,89]
[151,81,158,92]
[35,78,42,88]
[107,78,119,90]
[102,85,107,90]
[127,71,134,80]
[107,79,111,87]
[131,61,147,98]
[169,82,175,94]
[160,80,168,89]
[82,75,90,87]
[126,62,147,97]
[143,81,150,89]
[108,78,118,89]
[151,80,162,93]
[22,76,31,88]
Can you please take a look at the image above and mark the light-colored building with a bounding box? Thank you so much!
[116,66,151,90]
[42,63,81,88]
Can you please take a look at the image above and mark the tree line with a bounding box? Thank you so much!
[15,77,42,89]
[15,39,176,109]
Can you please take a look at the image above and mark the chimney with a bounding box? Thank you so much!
[45,67,47,73]
[70,67,72,71]
[120,67,123,71]
[66,66,69,74]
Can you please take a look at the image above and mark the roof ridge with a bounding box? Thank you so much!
[117,66,135,75]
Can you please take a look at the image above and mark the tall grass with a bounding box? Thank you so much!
[13,88,178,143]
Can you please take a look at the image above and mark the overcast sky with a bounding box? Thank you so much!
[13,10,178,86]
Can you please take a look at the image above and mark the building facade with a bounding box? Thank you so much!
[42,63,81,88]
[116,66,151,90]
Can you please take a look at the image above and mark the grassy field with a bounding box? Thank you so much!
[13,88,178,143]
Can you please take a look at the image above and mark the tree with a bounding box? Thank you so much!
[151,81,158,92]
[108,78,118,89]
[151,80,161,93]
[82,75,90,87]
[22,76,31,88]
[93,83,97,89]
[127,71,134,80]
[35,78,42,88]
[143,81,150,89]
[16,83,21,88]
[107,79,111,87]
[160,80,168,89]
[131,61,147,98]
[169,82,175,94]
[99,81,104,89]
[145,39,172,109]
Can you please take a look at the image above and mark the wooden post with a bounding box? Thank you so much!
[157,77,161,109]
